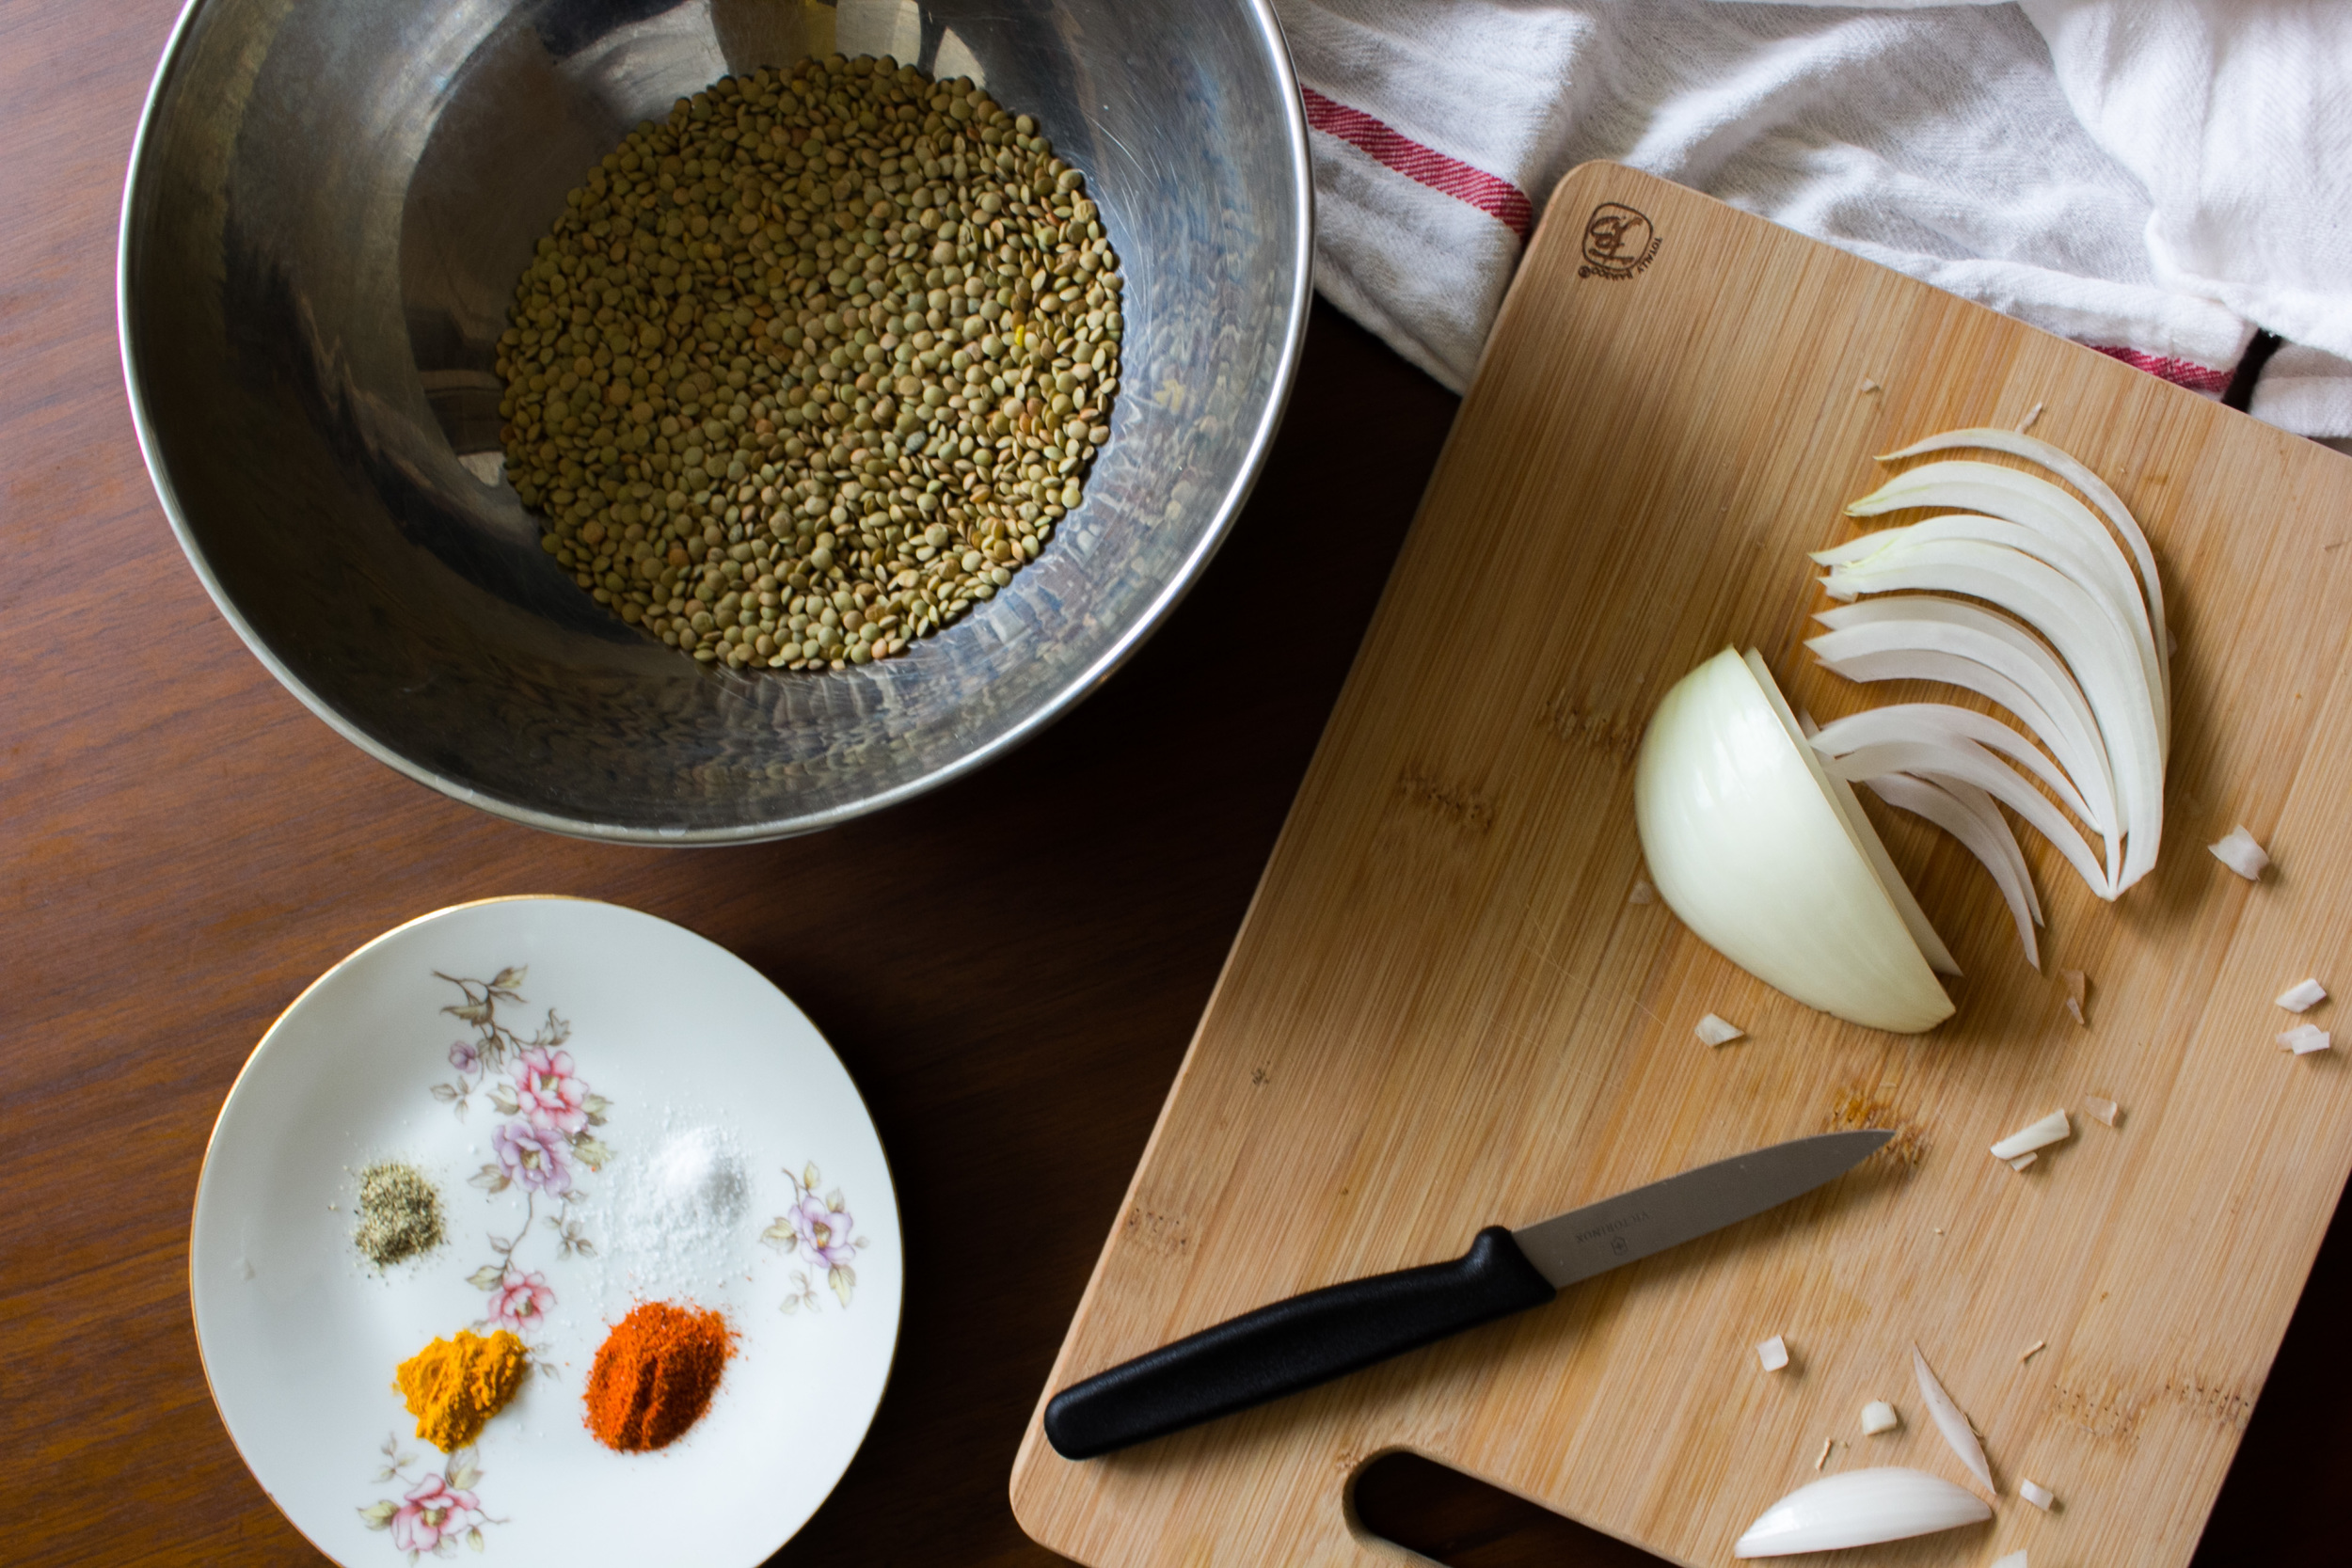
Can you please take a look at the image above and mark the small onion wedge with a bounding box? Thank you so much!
[1733,1468,1991,1557]
[1634,649,1954,1034]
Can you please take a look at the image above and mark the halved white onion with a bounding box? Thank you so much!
[1733,1467,1991,1557]
[1633,648,1954,1034]
[1864,772,2042,970]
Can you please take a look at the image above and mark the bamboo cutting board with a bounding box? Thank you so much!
[1009,165,2352,1568]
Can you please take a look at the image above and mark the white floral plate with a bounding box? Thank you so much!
[190,897,901,1566]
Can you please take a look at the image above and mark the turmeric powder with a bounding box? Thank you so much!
[394,1328,529,1451]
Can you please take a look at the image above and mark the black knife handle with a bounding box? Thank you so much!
[1042,1226,1556,1460]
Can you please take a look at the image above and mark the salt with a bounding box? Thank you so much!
[596,1117,756,1304]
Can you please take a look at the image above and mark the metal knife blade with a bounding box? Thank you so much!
[1511,1129,1891,1289]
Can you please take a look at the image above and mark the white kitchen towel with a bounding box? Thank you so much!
[1278,0,2352,436]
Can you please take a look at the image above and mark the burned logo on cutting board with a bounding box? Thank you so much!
[1579,202,1660,279]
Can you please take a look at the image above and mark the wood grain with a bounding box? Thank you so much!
[1009,165,2352,1568]
[0,0,1459,1549]
[4,11,2351,1560]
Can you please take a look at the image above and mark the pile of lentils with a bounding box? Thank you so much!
[494,55,1124,672]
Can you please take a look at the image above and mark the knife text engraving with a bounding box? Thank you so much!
[1573,1209,1648,1245]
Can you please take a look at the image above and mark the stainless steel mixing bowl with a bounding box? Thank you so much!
[120,0,1311,842]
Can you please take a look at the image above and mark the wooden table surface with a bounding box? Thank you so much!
[4,4,2346,1563]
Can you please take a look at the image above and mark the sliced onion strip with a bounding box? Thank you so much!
[1844,469,2166,749]
[1809,641,2115,839]
[1879,427,2170,720]
[1864,772,2042,969]
[1812,598,2112,806]
[1820,740,2110,896]
[1912,1345,1995,1497]
[1820,538,2161,892]
[1811,704,2105,836]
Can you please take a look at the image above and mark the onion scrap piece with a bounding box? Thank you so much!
[2211,826,2269,880]
[2277,978,2328,1012]
[1992,1110,2072,1160]
[2279,1023,2331,1055]
[1698,1014,1747,1048]
[1913,1345,1995,1497]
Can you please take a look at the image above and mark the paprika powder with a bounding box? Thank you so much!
[583,1300,734,1451]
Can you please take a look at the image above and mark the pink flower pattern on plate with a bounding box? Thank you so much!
[491,1120,573,1196]
[364,967,620,1559]
[389,1475,482,1554]
[360,1437,498,1560]
[786,1191,857,1270]
[763,1162,865,1312]
[512,1046,588,1135]
[485,1270,555,1333]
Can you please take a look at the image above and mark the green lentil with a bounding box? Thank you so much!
[493,55,1125,673]
[355,1162,445,1268]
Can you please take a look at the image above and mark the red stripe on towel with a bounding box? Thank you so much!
[1301,86,1534,242]
[2089,344,2233,397]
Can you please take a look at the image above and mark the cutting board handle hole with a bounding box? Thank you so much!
[1350,1452,1660,1567]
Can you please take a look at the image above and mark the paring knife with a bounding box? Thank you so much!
[1042,1129,1890,1459]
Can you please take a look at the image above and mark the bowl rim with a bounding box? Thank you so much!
[118,0,1316,846]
